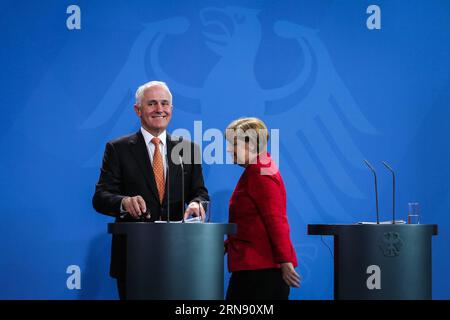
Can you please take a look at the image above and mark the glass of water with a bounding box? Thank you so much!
[200,201,211,223]
[408,202,420,224]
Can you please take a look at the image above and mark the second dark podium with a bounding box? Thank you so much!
[109,222,236,300]
[308,224,438,300]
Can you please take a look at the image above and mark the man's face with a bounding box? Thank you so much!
[134,85,173,135]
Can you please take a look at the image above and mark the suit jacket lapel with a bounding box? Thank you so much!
[129,131,160,203]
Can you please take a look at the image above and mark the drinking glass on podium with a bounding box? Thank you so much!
[408,202,420,224]
[200,201,211,223]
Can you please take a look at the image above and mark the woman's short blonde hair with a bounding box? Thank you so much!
[225,117,269,153]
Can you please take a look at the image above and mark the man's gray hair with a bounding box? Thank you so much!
[135,81,173,106]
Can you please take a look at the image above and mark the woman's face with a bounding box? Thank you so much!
[227,138,254,166]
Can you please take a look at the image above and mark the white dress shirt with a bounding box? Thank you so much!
[120,128,168,213]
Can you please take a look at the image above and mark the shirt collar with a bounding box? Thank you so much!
[140,127,166,146]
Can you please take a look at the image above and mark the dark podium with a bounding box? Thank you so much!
[308,224,438,300]
[108,222,236,300]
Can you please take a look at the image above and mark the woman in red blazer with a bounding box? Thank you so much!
[224,117,300,300]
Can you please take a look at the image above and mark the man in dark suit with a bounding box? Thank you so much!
[92,81,209,299]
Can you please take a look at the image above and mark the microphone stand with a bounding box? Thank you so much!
[382,161,396,224]
[363,159,380,224]
[179,155,185,223]
[166,154,170,223]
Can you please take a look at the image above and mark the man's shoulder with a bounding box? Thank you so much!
[107,132,140,146]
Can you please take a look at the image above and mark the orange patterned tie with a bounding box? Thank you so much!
[151,137,165,204]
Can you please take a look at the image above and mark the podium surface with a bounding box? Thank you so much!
[109,222,236,300]
[308,224,438,300]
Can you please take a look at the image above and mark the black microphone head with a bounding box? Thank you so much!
[382,161,394,172]
[363,159,376,172]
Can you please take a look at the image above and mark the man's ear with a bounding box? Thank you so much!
[134,104,141,116]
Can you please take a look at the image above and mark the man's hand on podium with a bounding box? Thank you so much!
[122,196,147,219]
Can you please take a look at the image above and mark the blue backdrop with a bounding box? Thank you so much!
[1,0,449,299]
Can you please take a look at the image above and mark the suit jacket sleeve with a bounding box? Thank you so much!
[186,142,210,204]
[92,142,126,216]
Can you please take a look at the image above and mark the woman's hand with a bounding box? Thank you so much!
[280,262,301,288]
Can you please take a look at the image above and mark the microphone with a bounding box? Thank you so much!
[382,161,396,224]
[166,154,170,223]
[119,210,151,221]
[363,159,380,224]
[179,155,185,223]
[119,212,128,219]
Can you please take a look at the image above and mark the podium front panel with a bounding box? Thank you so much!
[308,224,437,300]
[109,222,236,300]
